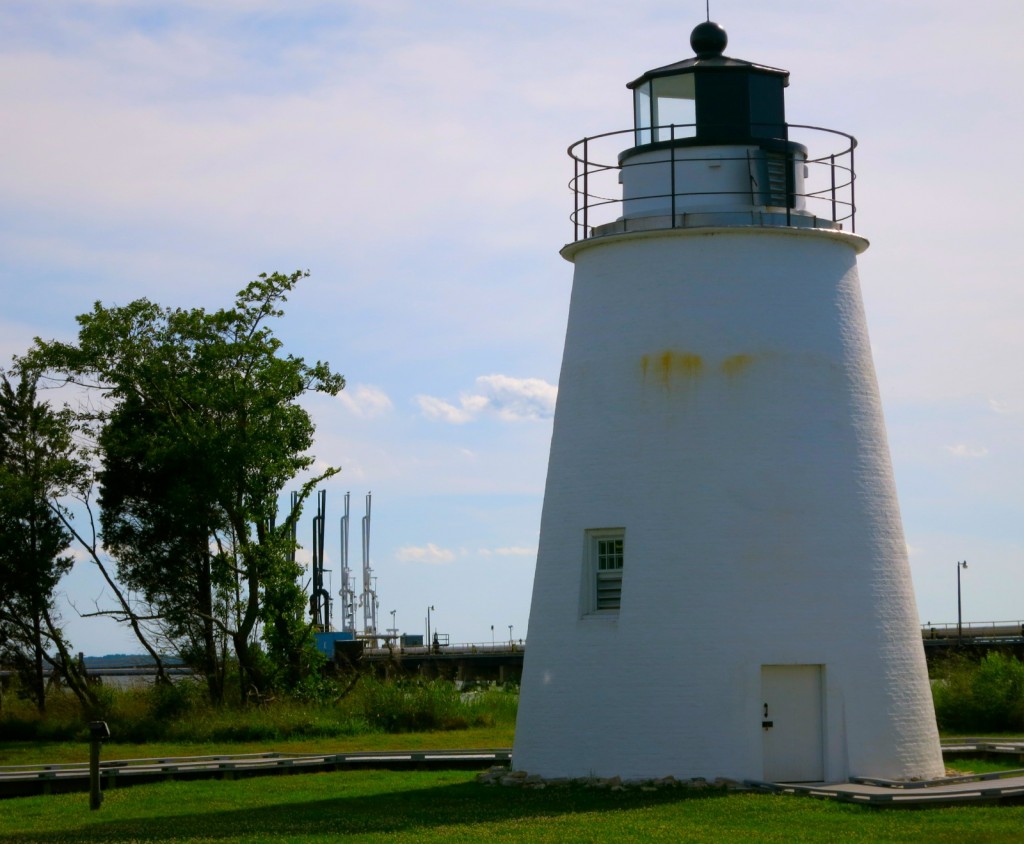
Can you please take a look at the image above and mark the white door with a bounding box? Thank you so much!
[761,664,824,782]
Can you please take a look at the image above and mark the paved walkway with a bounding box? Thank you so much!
[0,749,513,798]
[4,740,1022,806]
[750,742,1024,805]
[751,774,1024,805]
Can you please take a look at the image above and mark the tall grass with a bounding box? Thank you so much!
[0,675,518,745]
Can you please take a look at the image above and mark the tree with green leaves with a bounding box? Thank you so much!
[23,271,344,702]
[0,371,97,713]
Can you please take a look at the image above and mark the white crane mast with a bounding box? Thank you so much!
[338,492,357,634]
[360,492,378,635]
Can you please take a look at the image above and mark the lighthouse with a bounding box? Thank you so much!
[513,21,944,783]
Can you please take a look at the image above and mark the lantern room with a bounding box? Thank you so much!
[614,21,817,223]
[629,21,788,147]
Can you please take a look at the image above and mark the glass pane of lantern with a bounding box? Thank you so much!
[652,74,696,142]
[633,83,652,146]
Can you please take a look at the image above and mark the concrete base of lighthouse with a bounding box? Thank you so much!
[513,225,944,783]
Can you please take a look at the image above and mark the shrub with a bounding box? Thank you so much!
[357,677,467,732]
[932,651,1024,733]
[0,681,88,741]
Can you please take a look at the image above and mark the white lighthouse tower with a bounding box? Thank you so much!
[513,21,944,784]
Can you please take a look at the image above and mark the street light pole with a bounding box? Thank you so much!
[508,624,513,646]
[957,560,968,643]
[427,605,435,647]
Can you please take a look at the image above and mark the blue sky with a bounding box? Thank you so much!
[2,0,1022,654]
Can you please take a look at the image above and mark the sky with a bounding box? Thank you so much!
[1,0,1022,656]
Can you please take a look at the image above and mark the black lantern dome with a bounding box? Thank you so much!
[627,22,790,149]
[689,20,727,57]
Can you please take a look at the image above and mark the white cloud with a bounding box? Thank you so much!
[478,546,536,558]
[989,398,1020,416]
[414,394,477,425]
[417,374,557,424]
[338,383,393,419]
[476,374,558,421]
[944,444,989,459]
[396,543,455,564]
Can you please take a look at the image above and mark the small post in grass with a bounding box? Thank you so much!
[88,720,111,810]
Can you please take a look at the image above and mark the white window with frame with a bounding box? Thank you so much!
[584,529,624,614]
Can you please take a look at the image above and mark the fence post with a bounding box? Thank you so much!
[88,721,110,810]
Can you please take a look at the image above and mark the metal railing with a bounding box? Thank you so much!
[568,123,857,242]
[922,620,1024,640]
[364,639,525,657]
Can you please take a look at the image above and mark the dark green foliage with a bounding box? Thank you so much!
[0,375,77,594]
[23,271,344,701]
[0,372,94,713]
[932,651,1024,732]
[288,660,340,705]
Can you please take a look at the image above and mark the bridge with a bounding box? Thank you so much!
[920,620,1024,665]
[4,620,1022,689]
[921,620,1024,643]
[339,620,1024,679]
[342,618,1024,680]
[336,640,525,684]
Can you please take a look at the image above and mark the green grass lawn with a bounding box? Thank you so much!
[946,757,1024,776]
[1,768,1024,843]
[1,726,1021,842]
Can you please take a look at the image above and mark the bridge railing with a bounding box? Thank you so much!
[363,640,526,657]
[922,621,1024,639]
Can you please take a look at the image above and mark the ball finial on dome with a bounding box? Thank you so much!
[690,21,727,58]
